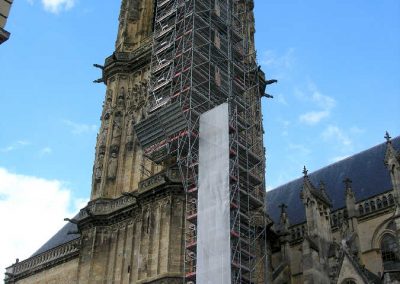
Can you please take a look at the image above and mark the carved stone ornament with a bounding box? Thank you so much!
[6,238,80,280]
[111,113,123,147]
[106,90,113,103]
[99,102,112,146]
[107,152,118,180]
[117,87,126,108]
[94,153,104,182]
[126,112,136,151]
[143,207,151,234]
[126,87,133,111]
[128,0,140,22]
[98,127,108,151]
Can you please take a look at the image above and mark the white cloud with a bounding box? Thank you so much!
[63,119,98,135]
[1,141,30,153]
[1,146,15,152]
[350,126,365,134]
[260,48,295,70]
[310,90,336,110]
[39,147,53,156]
[287,143,311,156]
[277,119,291,136]
[281,120,291,128]
[260,48,296,81]
[275,94,288,106]
[42,0,76,13]
[322,125,352,146]
[0,168,87,272]
[297,83,336,125]
[17,141,30,146]
[28,0,76,13]
[299,110,330,125]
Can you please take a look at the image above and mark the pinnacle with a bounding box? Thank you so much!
[302,166,308,177]
[385,131,391,144]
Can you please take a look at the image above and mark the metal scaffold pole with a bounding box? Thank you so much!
[134,0,268,283]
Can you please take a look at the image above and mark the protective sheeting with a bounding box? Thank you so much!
[197,103,231,284]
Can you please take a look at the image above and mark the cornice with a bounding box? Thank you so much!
[0,27,10,45]
[5,239,80,283]
[5,169,184,283]
[78,168,183,230]
[101,37,152,83]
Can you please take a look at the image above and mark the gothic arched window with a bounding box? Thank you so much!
[291,229,296,240]
[370,200,376,211]
[358,205,364,215]
[383,196,388,207]
[333,214,338,226]
[377,198,382,209]
[381,234,399,269]
[342,279,357,284]
[365,202,370,213]
[389,194,395,205]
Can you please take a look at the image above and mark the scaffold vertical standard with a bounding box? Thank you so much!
[134,0,269,283]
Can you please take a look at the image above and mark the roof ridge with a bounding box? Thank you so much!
[267,135,397,226]
[270,136,400,191]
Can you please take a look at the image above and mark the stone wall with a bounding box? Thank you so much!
[77,188,185,283]
[358,210,394,275]
[271,194,396,282]
[16,258,79,284]
[336,256,365,284]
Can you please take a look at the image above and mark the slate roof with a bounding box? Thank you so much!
[302,176,332,206]
[266,136,400,225]
[31,216,79,257]
[27,137,400,258]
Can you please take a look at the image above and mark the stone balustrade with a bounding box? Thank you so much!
[5,238,80,281]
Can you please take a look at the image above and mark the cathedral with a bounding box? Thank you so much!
[267,134,400,284]
[4,0,400,283]
[6,0,269,283]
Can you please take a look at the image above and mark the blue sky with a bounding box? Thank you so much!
[256,0,400,188]
[0,0,399,269]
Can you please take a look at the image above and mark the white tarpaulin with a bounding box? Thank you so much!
[197,103,231,284]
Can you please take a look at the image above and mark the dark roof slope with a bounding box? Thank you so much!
[267,136,399,225]
[31,217,79,257]
[303,177,332,205]
[28,137,400,257]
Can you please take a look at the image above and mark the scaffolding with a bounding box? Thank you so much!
[135,0,267,283]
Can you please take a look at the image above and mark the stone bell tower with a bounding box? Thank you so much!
[77,1,186,283]
[4,1,271,283]
[87,0,270,282]
[92,0,164,200]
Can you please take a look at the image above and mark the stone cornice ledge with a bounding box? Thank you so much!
[4,169,184,282]
[5,238,80,283]
[78,168,183,229]
[79,194,137,219]
[102,37,152,83]
[0,27,10,45]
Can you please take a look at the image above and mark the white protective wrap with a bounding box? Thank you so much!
[197,103,231,284]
